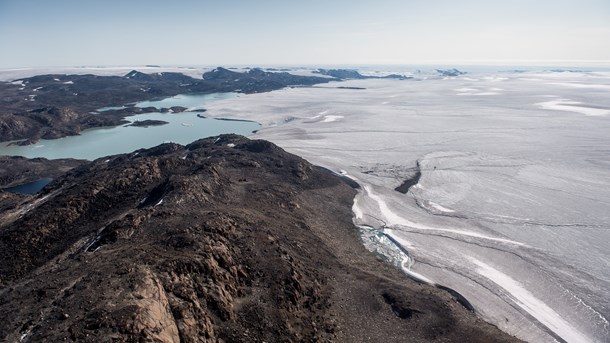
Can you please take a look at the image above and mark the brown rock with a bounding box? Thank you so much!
[0,135,522,343]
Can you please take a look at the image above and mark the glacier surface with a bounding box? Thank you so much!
[204,70,610,343]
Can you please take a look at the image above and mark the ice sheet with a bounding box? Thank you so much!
[203,70,610,342]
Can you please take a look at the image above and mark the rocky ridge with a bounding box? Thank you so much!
[0,135,521,342]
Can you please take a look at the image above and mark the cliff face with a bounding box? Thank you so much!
[0,135,520,342]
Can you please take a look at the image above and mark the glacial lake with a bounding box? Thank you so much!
[3,178,53,194]
[0,93,261,160]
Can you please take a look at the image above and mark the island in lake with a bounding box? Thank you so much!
[126,119,169,127]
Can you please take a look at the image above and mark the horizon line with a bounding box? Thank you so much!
[2,59,610,71]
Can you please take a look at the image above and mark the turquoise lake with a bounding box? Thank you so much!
[0,93,260,160]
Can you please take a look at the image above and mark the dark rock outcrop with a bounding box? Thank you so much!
[315,69,367,79]
[395,164,422,194]
[0,105,128,142]
[201,67,332,93]
[436,68,466,77]
[315,69,411,80]
[0,135,521,342]
[125,119,169,127]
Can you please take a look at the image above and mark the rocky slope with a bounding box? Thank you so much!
[0,135,521,342]
[0,155,85,188]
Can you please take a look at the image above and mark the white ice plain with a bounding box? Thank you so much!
[204,71,610,343]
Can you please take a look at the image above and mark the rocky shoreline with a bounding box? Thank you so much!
[0,135,521,342]
[126,119,169,128]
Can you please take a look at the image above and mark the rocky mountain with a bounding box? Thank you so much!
[436,68,466,77]
[314,69,410,80]
[0,135,520,342]
[0,106,127,143]
[0,69,333,144]
[202,67,331,92]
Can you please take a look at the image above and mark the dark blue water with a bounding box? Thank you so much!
[3,178,53,194]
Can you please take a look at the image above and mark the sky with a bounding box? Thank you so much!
[1,0,609,68]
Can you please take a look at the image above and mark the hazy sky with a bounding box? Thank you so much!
[1,0,609,68]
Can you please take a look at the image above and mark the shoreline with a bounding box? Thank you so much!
[0,67,335,144]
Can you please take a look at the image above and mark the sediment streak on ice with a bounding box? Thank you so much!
[470,257,592,343]
[363,184,525,246]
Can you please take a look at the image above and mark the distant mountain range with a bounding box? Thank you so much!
[0,67,422,145]
[314,68,412,80]
[0,68,333,144]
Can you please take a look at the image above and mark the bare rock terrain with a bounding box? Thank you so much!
[0,135,521,342]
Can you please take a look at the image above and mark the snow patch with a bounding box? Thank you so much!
[322,115,344,123]
[537,99,609,116]
[547,82,610,90]
[483,76,508,81]
[352,197,364,220]
[457,92,500,96]
[20,330,31,342]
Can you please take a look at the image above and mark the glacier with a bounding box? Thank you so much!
[203,69,610,343]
